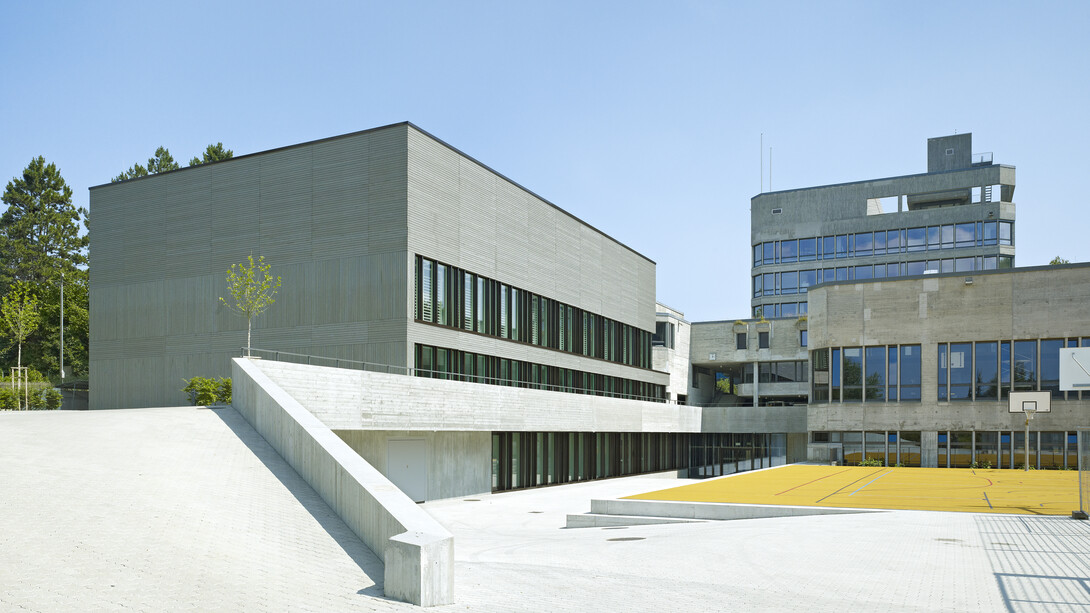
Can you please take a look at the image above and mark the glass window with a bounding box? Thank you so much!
[420,258,434,322]
[887,229,902,252]
[799,270,817,292]
[949,342,972,400]
[927,226,941,249]
[998,255,1014,269]
[780,239,798,263]
[999,221,1013,246]
[822,236,835,259]
[941,224,954,248]
[872,265,885,279]
[764,242,775,264]
[1013,340,1037,391]
[799,238,817,261]
[754,244,762,267]
[955,222,976,248]
[854,265,872,280]
[905,261,925,276]
[1040,339,1063,397]
[800,329,808,347]
[906,227,926,252]
[812,348,829,403]
[753,275,763,298]
[759,331,769,349]
[736,332,747,350]
[955,257,974,272]
[842,347,862,401]
[983,221,998,246]
[831,348,841,402]
[435,263,447,326]
[836,267,848,281]
[886,263,900,278]
[822,268,837,283]
[865,347,885,401]
[975,342,998,399]
[900,345,921,400]
[855,232,873,256]
[938,344,948,400]
[836,235,848,258]
[764,273,775,296]
[982,256,997,270]
[873,230,887,254]
[781,302,798,317]
[887,346,898,401]
[781,271,799,295]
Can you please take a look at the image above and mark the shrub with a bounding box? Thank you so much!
[0,387,17,411]
[182,376,232,406]
[41,388,63,410]
[859,458,885,467]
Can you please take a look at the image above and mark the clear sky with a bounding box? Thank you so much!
[2,1,1087,322]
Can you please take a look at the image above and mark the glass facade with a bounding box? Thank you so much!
[814,430,1080,469]
[415,344,665,402]
[416,255,653,369]
[688,433,788,478]
[812,345,921,403]
[937,338,1073,400]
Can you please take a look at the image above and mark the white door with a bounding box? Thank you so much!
[387,438,428,502]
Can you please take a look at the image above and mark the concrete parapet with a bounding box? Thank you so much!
[231,358,454,607]
[579,498,880,524]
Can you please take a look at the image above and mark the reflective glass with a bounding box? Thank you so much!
[955,257,974,272]
[1013,340,1037,391]
[865,347,885,401]
[799,270,817,291]
[906,261,925,276]
[836,267,848,281]
[781,271,798,294]
[1040,339,1063,396]
[886,230,901,252]
[983,220,997,245]
[855,232,872,256]
[763,273,775,296]
[836,235,848,257]
[955,222,975,247]
[874,231,886,254]
[928,226,941,249]
[900,345,921,400]
[999,221,1013,245]
[780,239,798,263]
[754,244,762,267]
[764,242,775,264]
[823,236,835,259]
[799,238,817,261]
[941,225,954,248]
[975,342,998,399]
[781,302,797,317]
[949,342,972,400]
[855,265,872,280]
[843,347,862,401]
[887,346,898,401]
[906,227,926,252]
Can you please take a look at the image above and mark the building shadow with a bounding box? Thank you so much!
[209,406,392,601]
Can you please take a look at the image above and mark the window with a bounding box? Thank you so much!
[999,221,1013,246]
[799,270,817,292]
[975,342,998,399]
[763,242,775,265]
[800,329,807,347]
[955,222,976,248]
[900,345,921,400]
[781,271,798,295]
[949,343,972,400]
[780,239,798,263]
[906,227,926,252]
[799,238,817,261]
[812,348,830,403]
[855,232,872,256]
[758,331,769,349]
[865,347,885,400]
[842,347,862,401]
[736,332,747,350]
[887,346,898,401]
[886,229,901,253]
[1040,339,1063,397]
[1013,340,1037,391]
[753,244,762,267]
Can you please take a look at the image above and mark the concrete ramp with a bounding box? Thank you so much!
[232,357,453,607]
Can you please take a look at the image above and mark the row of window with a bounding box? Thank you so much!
[492,431,688,492]
[414,344,665,402]
[753,221,1014,267]
[415,255,652,369]
[743,360,809,384]
[937,338,1090,400]
[689,433,788,478]
[752,255,1015,297]
[813,430,1080,469]
[811,345,923,403]
[754,302,808,318]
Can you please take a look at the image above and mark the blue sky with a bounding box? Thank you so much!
[2,1,1087,321]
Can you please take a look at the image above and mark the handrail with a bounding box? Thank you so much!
[242,347,672,404]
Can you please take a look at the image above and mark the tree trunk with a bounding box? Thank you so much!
[247,319,252,357]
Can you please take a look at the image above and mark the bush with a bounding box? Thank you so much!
[41,388,63,410]
[0,387,17,411]
[859,458,885,467]
[183,376,232,406]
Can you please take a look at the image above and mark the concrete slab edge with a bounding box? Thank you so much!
[589,498,884,521]
[565,514,707,528]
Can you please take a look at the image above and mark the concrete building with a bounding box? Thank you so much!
[805,263,1090,469]
[652,302,690,405]
[750,133,1015,319]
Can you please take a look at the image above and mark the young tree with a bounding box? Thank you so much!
[220,255,281,356]
[112,146,180,183]
[1050,256,1071,265]
[1,281,41,374]
[189,143,234,167]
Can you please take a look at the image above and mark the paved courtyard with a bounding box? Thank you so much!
[2,407,1088,612]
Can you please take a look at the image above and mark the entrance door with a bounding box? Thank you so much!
[387,438,428,503]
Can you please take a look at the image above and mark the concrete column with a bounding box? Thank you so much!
[753,362,759,408]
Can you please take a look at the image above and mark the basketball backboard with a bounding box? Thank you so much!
[1060,347,1090,391]
[1008,390,1051,417]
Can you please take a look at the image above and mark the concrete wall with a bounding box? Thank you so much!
[652,304,691,402]
[231,357,453,606]
[335,430,492,501]
[253,359,700,433]
[700,405,807,434]
[807,264,1090,433]
[90,124,412,409]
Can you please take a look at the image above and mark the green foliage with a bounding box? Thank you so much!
[970,460,992,469]
[859,458,885,467]
[1016,463,1037,471]
[218,377,232,405]
[715,377,732,395]
[1,281,42,369]
[189,143,233,166]
[1,156,88,288]
[112,146,180,182]
[183,376,232,406]
[221,255,281,353]
[0,387,17,410]
[1049,256,1071,265]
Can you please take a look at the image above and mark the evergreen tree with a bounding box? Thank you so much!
[189,143,234,166]
[113,146,180,182]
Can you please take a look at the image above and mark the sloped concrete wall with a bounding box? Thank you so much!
[232,357,453,606]
[253,359,702,433]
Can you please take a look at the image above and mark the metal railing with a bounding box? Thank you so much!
[972,152,993,165]
[242,347,672,404]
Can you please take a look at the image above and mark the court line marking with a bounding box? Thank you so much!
[849,470,893,496]
[815,469,887,503]
[983,491,994,509]
[775,469,852,496]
